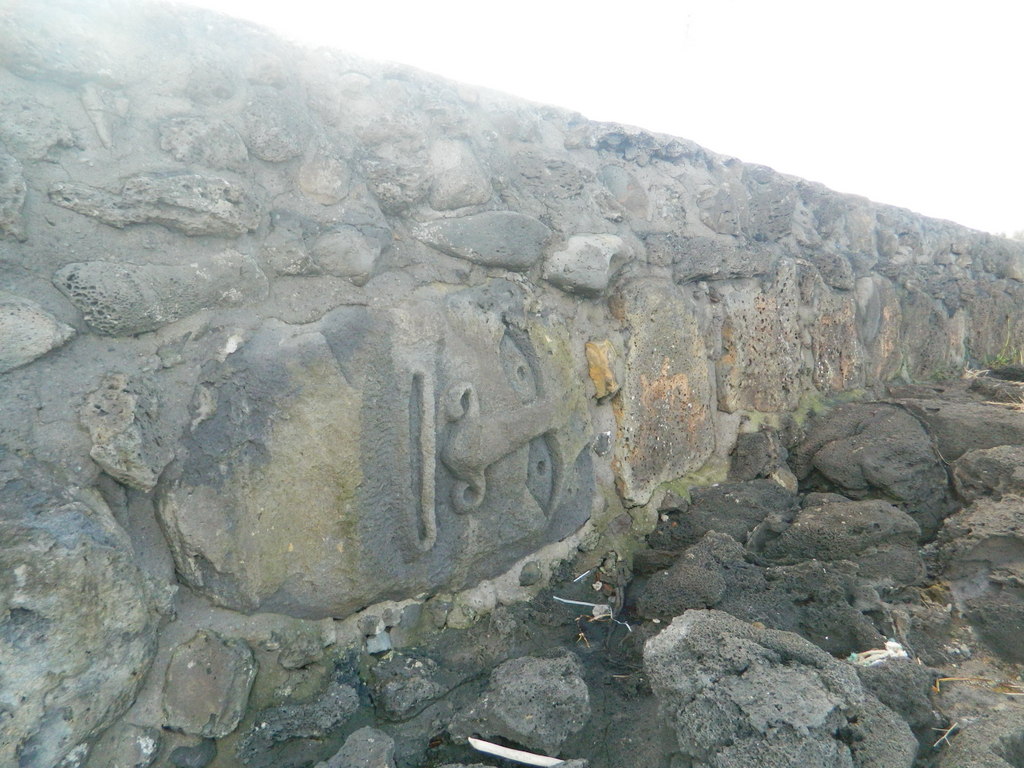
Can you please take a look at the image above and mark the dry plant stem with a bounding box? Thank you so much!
[932,722,959,748]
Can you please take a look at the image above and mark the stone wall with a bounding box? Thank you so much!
[3,1,1024,766]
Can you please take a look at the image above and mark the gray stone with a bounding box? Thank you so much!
[53,250,268,335]
[169,740,216,768]
[162,631,257,738]
[159,117,249,172]
[82,722,160,768]
[855,659,940,739]
[543,234,625,296]
[80,83,129,149]
[598,164,648,217]
[518,560,543,586]
[662,235,778,282]
[0,148,27,240]
[298,141,352,205]
[0,96,77,161]
[369,654,445,722]
[236,680,359,763]
[644,610,915,768]
[935,709,1024,768]
[315,727,395,768]
[0,292,75,372]
[792,403,956,538]
[80,374,173,491]
[899,398,1024,463]
[952,445,1024,503]
[938,495,1024,663]
[240,87,309,162]
[0,452,159,768]
[428,139,492,210]
[311,226,381,284]
[48,174,261,236]
[450,653,590,755]
[158,283,593,617]
[414,211,550,270]
[0,2,126,85]
[750,498,924,587]
[673,479,800,547]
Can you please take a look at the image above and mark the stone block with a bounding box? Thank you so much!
[162,631,256,739]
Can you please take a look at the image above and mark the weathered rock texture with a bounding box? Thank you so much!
[3,2,1024,766]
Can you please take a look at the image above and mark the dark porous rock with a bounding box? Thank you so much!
[236,680,360,765]
[728,429,789,481]
[739,560,888,658]
[314,727,395,768]
[937,495,1024,663]
[855,659,940,740]
[898,398,1024,462]
[644,610,915,768]
[449,653,590,756]
[792,402,956,538]
[635,531,739,619]
[952,445,1024,503]
[750,498,924,588]
[664,479,800,549]
[369,654,446,722]
[637,530,887,656]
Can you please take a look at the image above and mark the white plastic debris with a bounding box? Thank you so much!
[848,640,909,666]
[467,736,565,767]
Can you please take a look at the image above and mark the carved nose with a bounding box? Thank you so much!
[440,382,558,513]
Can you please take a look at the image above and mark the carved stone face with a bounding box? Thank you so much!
[158,281,592,618]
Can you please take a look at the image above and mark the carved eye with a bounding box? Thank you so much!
[500,331,538,403]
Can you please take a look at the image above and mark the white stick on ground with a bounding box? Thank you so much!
[467,736,565,767]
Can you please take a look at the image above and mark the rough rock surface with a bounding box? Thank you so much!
[450,653,590,755]
[0,452,159,768]
[644,610,916,768]
[898,398,1024,462]
[235,680,359,763]
[952,444,1024,503]
[751,497,923,587]
[53,251,268,336]
[162,630,257,739]
[314,727,395,768]
[937,495,1024,662]
[0,291,75,372]
[792,402,956,538]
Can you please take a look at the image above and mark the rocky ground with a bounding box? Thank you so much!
[108,370,1024,768]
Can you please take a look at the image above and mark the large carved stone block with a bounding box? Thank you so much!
[157,281,593,617]
[611,279,716,505]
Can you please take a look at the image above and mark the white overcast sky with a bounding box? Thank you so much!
[182,0,1022,236]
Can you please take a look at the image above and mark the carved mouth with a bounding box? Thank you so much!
[410,370,437,551]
